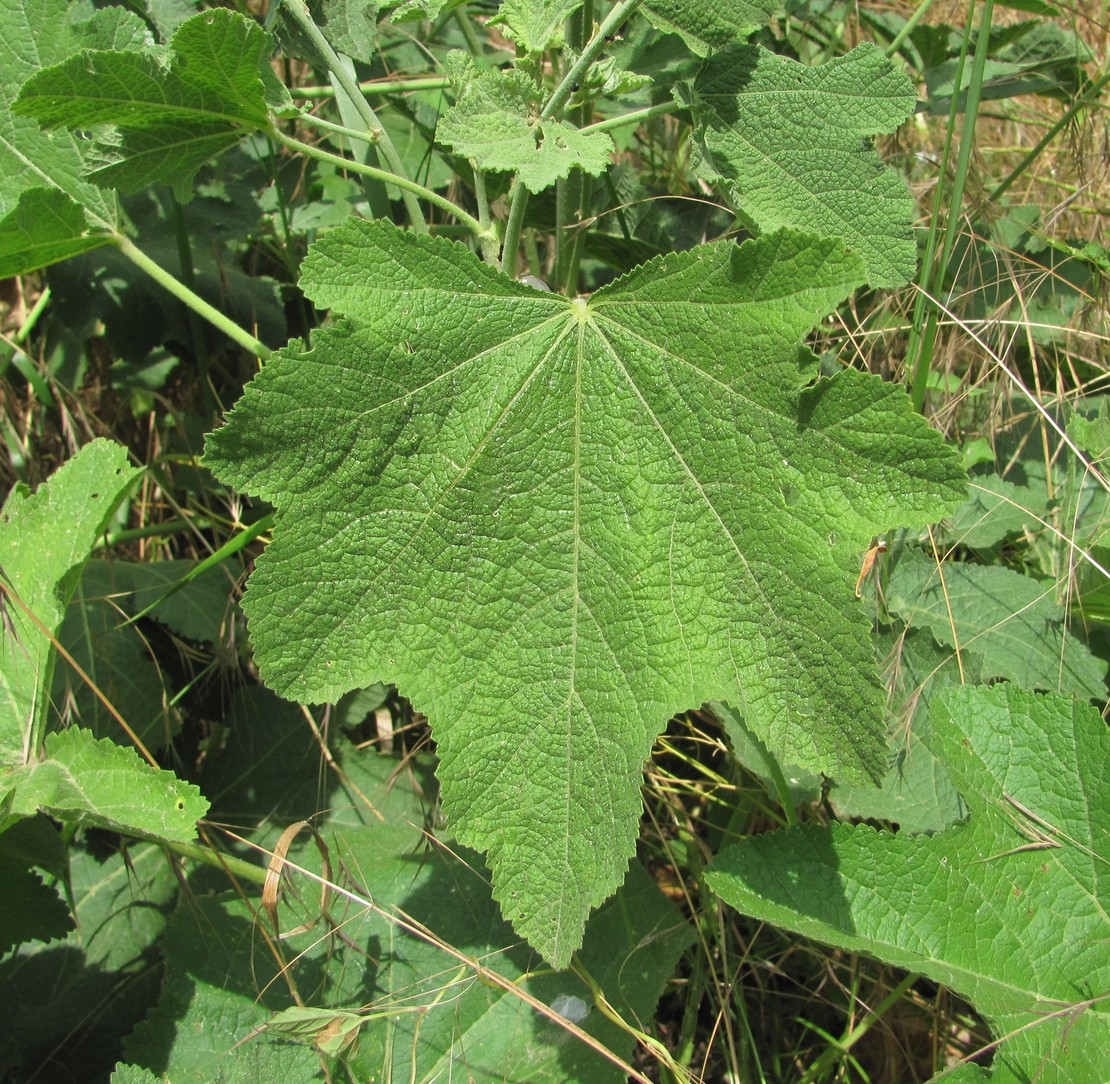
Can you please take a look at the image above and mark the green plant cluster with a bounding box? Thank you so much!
[1,0,1107,1081]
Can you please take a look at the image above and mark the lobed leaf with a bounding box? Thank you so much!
[14,9,273,201]
[436,66,614,191]
[708,684,1110,1083]
[205,220,965,964]
[681,42,918,286]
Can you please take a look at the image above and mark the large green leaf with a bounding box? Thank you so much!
[681,42,918,286]
[0,439,142,766]
[204,220,965,965]
[14,9,273,201]
[0,841,176,1080]
[708,684,1110,1083]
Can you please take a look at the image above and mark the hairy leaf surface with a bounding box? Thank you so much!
[205,220,965,964]
[436,66,613,191]
[682,43,918,285]
[14,9,272,201]
[709,685,1110,1083]
[640,0,779,54]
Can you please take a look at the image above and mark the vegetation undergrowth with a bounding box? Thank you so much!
[1,0,1107,1081]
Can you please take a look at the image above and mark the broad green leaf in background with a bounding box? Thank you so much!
[4,727,208,840]
[131,734,691,1083]
[639,0,779,55]
[885,548,1107,700]
[435,65,614,192]
[205,219,965,964]
[681,42,918,286]
[0,187,111,274]
[0,841,177,1080]
[121,890,326,1083]
[0,841,72,954]
[14,9,273,202]
[52,561,175,750]
[0,438,141,765]
[707,684,1110,1083]
[947,472,1048,549]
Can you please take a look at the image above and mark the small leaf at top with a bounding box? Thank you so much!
[435,66,614,191]
[204,220,965,965]
[13,9,273,202]
[492,0,584,54]
[681,42,918,286]
[708,684,1110,1083]
[640,0,779,55]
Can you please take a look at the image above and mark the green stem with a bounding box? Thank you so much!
[100,517,211,548]
[541,0,641,120]
[294,76,452,99]
[909,1,993,413]
[123,514,275,627]
[278,132,492,243]
[299,111,387,148]
[113,234,270,360]
[470,164,500,266]
[160,837,269,886]
[14,286,51,345]
[500,180,530,274]
[281,0,428,232]
[579,100,682,136]
[884,0,941,59]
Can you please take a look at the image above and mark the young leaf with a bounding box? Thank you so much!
[205,220,965,965]
[681,43,918,286]
[436,66,614,192]
[0,438,141,766]
[707,684,1110,1083]
[14,9,273,202]
[4,728,208,841]
[493,0,584,54]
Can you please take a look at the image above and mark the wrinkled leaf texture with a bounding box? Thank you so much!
[708,685,1110,1083]
[205,221,965,965]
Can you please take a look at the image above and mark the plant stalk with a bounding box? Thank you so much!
[281,0,429,232]
[278,132,492,243]
[113,235,271,360]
